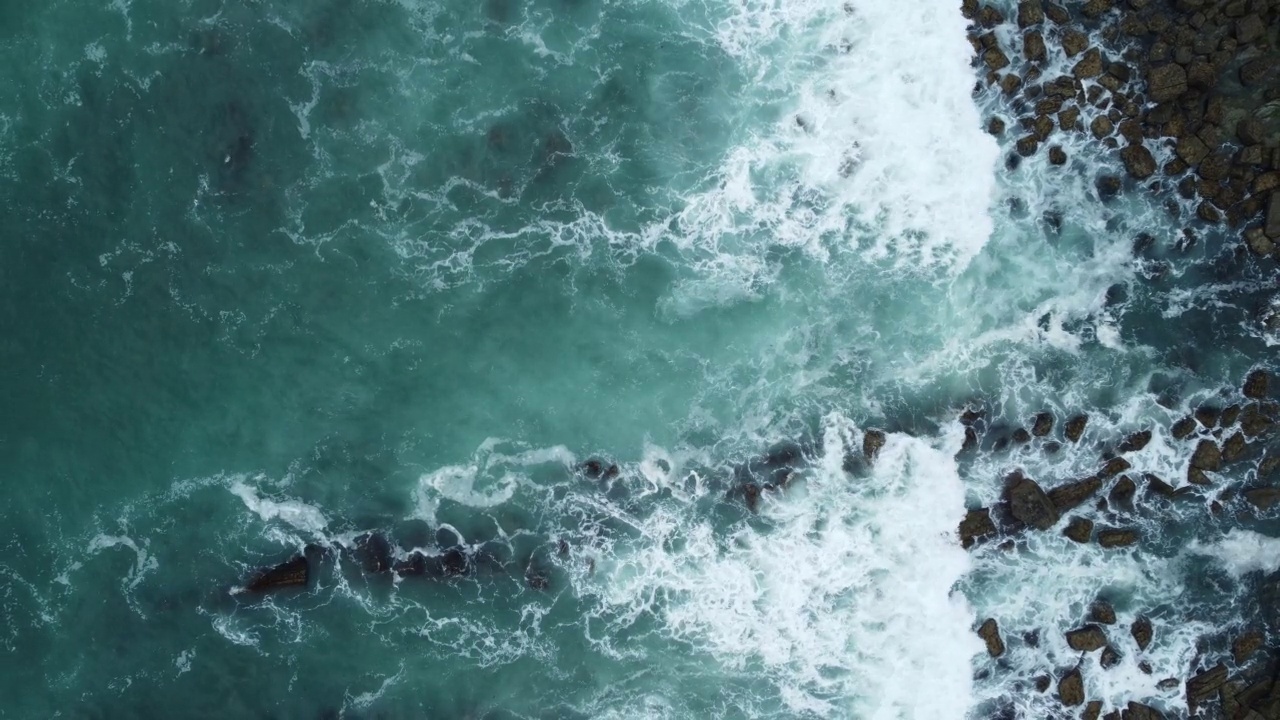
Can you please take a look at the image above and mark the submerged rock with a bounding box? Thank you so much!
[1066,625,1108,651]
[353,532,393,574]
[1234,630,1264,664]
[978,618,1006,657]
[245,556,309,593]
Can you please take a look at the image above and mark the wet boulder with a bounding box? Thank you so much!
[1067,625,1108,651]
[1118,430,1152,453]
[1147,64,1187,102]
[1059,667,1085,706]
[1132,616,1153,651]
[1066,415,1088,442]
[1171,417,1196,439]
[245,555,309,593]
[1005,473,1060,530]
[1109,475,1136,507]
[1032,412,1055,437]
[863,429,886,460]
[1268,192,1280,240]
[1124,702,1164,720]
[1089,600,1117,625]
[1121,145,1157,180]
[1100,646,1121,669]
[1186,664,1228,709]
[1191,440,1223,471]
[960,508,998,549]
[1102,457,1131,477]
[1048,476,1102,512]
[1097,528,1139,548]
[1234,630,1263,664]
[1242,404,1276,437]
[1245,487,1280,510]
[1245,370,1271,399]
[978,618,1006,657]
[1065,516,1094,543]
[353,532,393,574]
[1223,432,1248,463]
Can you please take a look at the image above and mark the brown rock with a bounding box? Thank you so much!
[1196,406,1221,428]
[1066,625,1108,651]
[1121,145,1157,179]
[1176,134,1211,165]
[1257,172,1280,195]
[1236,14,1265,44]
[1090,600,1117,625]
[1241,403,1275,436]
[1100,646,1121,669]
[1045,2,1069,23]
[977,5,1004,27]
[983,47,1010,71]
[1033,114,1054,140]
[1187,664,1228,707]
[1109,475,1136,506]
[1097,528,1139,547]
[1172,417,1196,439]
[959,508,997,549]
[1006,474,1060,530]
[1062,30,1089,58]
[1132,616,1152,651]
[1017,135,1040,157]
[1239,117,1266,146]
[1200,154,1232,182]
[863,429,886,460]
[1244,487,1280,509]
[1102,457,1131,476]
[1147,63,1188,102]
[1049,476,1102,512]
[1246,370,1272,399]
[1032,412,1054,437]
[1059,106,1080,131]
[1145,473,1178,496]
[1188,466,1211,485]
[1024,30,1047,63]
[1191,439,1222,470]
[1000,73,1023,96]
[987,117,1006,136]
[1186,60,1216,90]
[1091,115,1115,139]
[977,618,1005,657]
[1066,415,1088,442]
[1017,0,1044,27]
[1049,146,1067,165]
[1059,667,1085,706]
[1118,430,1152,453]
[1233,630,1263,664]
[1223,432,1248,463]
[1084,700,1103,720]
[1198,202,1222,223]
[1013,428,1032,444]
[1125,702,1163,720]
[1245,226,1275,256]
[1072,48,1104,79]
[1241,57,1271,86]
[1268,192,1280,240]
[1222,404,1241,428]
[1065,516,1094,543]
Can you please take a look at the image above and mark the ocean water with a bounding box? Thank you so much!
[2,0,1277,718]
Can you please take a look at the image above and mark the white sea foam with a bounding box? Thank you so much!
[229,478,329,535]
[580,416,978,718]
[412,438,573,525]
[1189,529,1280,579]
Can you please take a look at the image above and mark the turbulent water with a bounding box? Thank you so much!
[2,0,1278,717]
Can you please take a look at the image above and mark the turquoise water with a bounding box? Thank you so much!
[3,0,1278,717]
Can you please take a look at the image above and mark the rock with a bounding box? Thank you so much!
[1034,675,1051,692]
[1059,668,1085,706]
[959,508,998,549]
[353,532,393,574]
[1132,616,1153,651]
[1198,202,1222,223]
[1000,73,1023,95]
[1196,406,1221,428]
[1059,106,1080,131]
[1187,664,1229,708]
[1246,370,1272,399]
[1066,415,1088,442]
[1187,466,1210,485]
[1240,117,1266,146]
[1032,412,1055,437]
[1100,646,1121,669]
[1244,487,1280,510]
[1017,0,1044,27]
[1222,404,1241,428]
[1110,475,1136,506]
[1257,172,1280,195]
[1097,528,1139,547]
[1067,625,1108,651]
[1236,14,1265,43]
[1025,30,1047,62]
[1241,403,1275,437]
[1187,60,1216,91]
[1147,64,1188,102]
[1172,417,1197,439]
[1091,115,1115,139]
[863,429,886,460]
[1246,227,1275,256]
[1223,432,1248,463]
[988,117,1006,135]
[1102,457,1131,476]
[1200,154,1232,183]
[1241,58,1271,86]
[1065,516,1094,543]
[1006,474,1060,530]
[1125,702,1164,720]
[1090,600,1117,625]
[1145,473,1178,497]
[1120,145,1157,179]
[1062,30,1089,58]
[1033,114,1054,140]
[1049,146,1068,165]
[1269,193,1280,240]
[978,618,1005,657]
[1073,48,1104,79]
[1176,134,1211,165]
[1234,630,1263,664]
[984,47,1010,71]
[1116,431,1152,455]
[245,555,309,592]
[1013,427,1032,443]
[1084,700,1103,720]
[1049,476,1103,512]
[1192,439,1222,471]
[1045,2,1069,23]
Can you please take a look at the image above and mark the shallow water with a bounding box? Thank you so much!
[2,0,1277,718]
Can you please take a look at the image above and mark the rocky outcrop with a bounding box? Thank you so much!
[1089,600,1117,625]
[1066,415,1088,442]
[1192,440,1223,472]
[1059,667,1085,706]
[1245,369,1271,399]
[960,508,998,549]
[978,618,1006,657]
[1187,664,1228,710]
[1032,412,1054,437]
[245,555,309,592]
[863,429,886,460]
[1065,516,1094,543]
[1048,476,1102,512]
[1067,625,1108,652]
[1005,473,1060,530]
[1118,430,1152,453]
[1132,616,1153,652]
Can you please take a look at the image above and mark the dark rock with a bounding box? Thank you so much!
[984,47,1011,71]
[1090,600,1117,625]
[960,508,998,549]
[1059,106,1080,131]
[1200,153,1232,182]
[1119,430,1152,453]
[1049,146,1068,165]
[1241,403,1275,436]
[1067,625,1109,651]
[1125,701,1164,720]
[1049,476,1103,512]
[1013,428,1033,443]
[1222,404,1241,428]
[988,117,1006,135]
[1176,134,1211,165]
[863,429,886,460]
[1198,202,1222,223]
[1145,473,1178,497]
[353,532,393,574]
[978,618,1005,657]
[1025,31,1047,63]
[1121,145,1157,179]
[1187,664,1228,708]
[1239,117,1266,146]
[1223,432,1248,462]
[1000,73,1023,95]
[245,555,309,593]
[1006,474,1060,530]
[1101,646,1122,669]
[1269,192,1280,240]
[1257,172,1280,195]
[1110,475,1137,506]
[1132,616,1153,651]
[1059,667,1085,706]
[1091,115,1115,139]
[1236,14,1265,43]
[1024,629,1040,647]
[1187,466,1210,485]
[1045,2,1069,23]
[1035,675,1052,692]
[1196,406,1221,428]
[1096,174,1122,199]
[1172,417,1196,439]
[1032,412,1055,437]
[1063,30,1089,57]
[1245,226,1275,256]
[1186,60,1216,90]
[1073,48,1105,79]
[978,5,1004,27]
[1065,516,1094,543]
[1241,58,1271,86]
[1017,0,1045,27]
[1245,369,1270,399]
[1084,701,1103,720]
[1097,528,1139,547]
[1244,487,1280,510]
[1066,415,1088,442]
[1191,439,1222,470]
[1147,64,1188,102]
[1103,457,1131,476]
[1233,630,1263,664]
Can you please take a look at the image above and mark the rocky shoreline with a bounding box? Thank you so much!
[966,0,1280,252]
